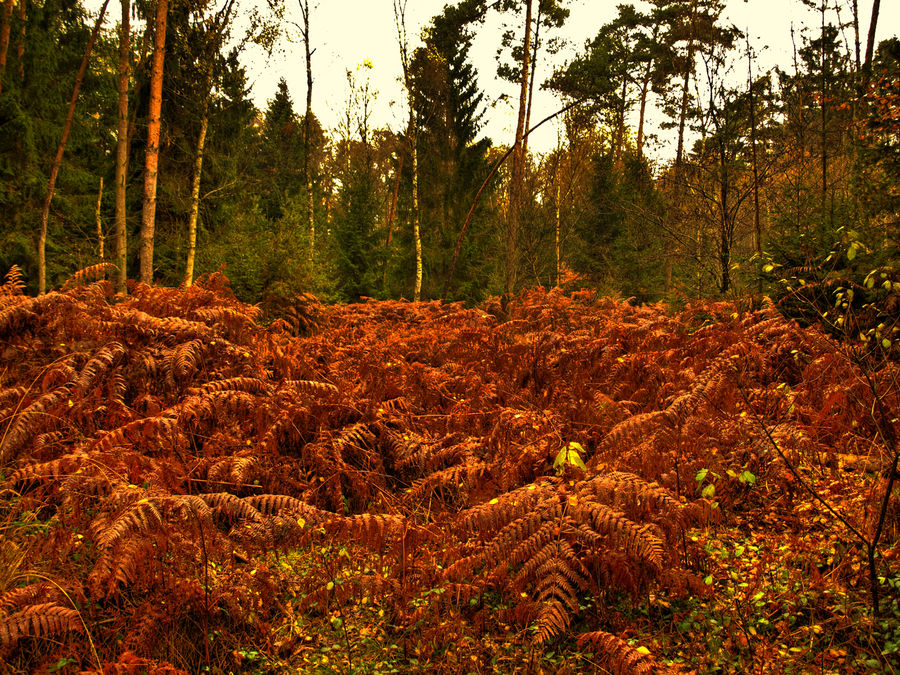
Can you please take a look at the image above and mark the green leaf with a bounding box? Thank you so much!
[847,245,857,261]
[704,575,714,585]
[738,470,757,485]
[701,483,716,499]
[695,468,709,483]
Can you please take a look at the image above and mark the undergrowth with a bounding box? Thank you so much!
[0,263,897,673]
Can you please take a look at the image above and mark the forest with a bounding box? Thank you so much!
[0,0,899,672]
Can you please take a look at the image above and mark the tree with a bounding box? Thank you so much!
[410,1,494,300]
[182,0,237,287]
[0,0,14,94]
[113,0,130,293]
[37,0,110,294]
[394,0,422,301]
[297,0,315,258]
[139,0,169,284]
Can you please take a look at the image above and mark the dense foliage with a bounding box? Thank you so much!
[0,0,896,306]
[1,266,898,673]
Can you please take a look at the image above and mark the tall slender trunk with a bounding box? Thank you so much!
[300,0,314,259]
[615,75,628,163]
[381,152,403,289]
[505,0,533,297]
[862,0,881,76]
[411,120,421,301]
[95,176,104,259]
[15,0,23,83]
[747,37,761,259]
[114,0,130,293]
[395,0,421,301]
[554,162,560,287]
[851,0,860,72]
[675,0,698,169]
[140,0,168,284]
[820,0,830,228]
[636,55,654,161]
[37,0,109,294]
[183,111,207,286]
[719,137,730,294]
[522,1,541,158]
[0,0,14,94]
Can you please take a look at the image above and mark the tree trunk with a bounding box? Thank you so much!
[747,39,762,259]
[411,122,422,301]
[394,0,421,301]
[554,163,560,287]
[114,0,130,293]
[95,176,104,259]
[675,0,698,169]
[15,0,23,83]
[718,137,730,294]
[381,152,403,289]
[505,0,533,297]
[820,0,830,228]
[522,1,541,158]
[636,55,654,161]
[615,75,628,163]
[183,111,207,287]
[300,0,314,259]
[37,0,110,294]
[140,0,168,284]
[862,0,880,76]
[0,0,14,94]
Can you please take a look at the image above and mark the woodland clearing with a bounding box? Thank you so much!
[0,264,898,674]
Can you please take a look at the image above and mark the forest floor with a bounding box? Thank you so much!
[0,265,898,674]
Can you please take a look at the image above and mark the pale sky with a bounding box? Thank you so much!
[240,0,898,161]
[93,0,898,161]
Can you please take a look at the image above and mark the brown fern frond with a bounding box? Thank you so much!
[327,513,409,550]
[93,498,164,549]
[198,492,265,523]
[577,630,673,675]
[1,385,72,463]
[282,379,340,397]
[96,651,189,674]
[167,339,205,381]
[0,387,27,417]
[179,390,257,426]
[75,342,126,393]
[89,538,158,598]
[246,493,331,526]
[590,411,677,468]
[0,602,83,647]
[0,265,25,296]
[89,415,179,454]
[189,376,271,396]
[62,262,118,290]
[535,599,571,644]
[575,502,665,571]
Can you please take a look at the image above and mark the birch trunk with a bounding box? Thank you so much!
[505,0,533,297]
[183,111,207,287]
[139,0,169,284]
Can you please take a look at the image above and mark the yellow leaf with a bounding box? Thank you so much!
[636,646,651,655]
[488,498,499,505]
[568,495,578,507]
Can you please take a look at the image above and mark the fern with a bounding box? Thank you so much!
[577,630,675,674]
[0,602,83,648]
